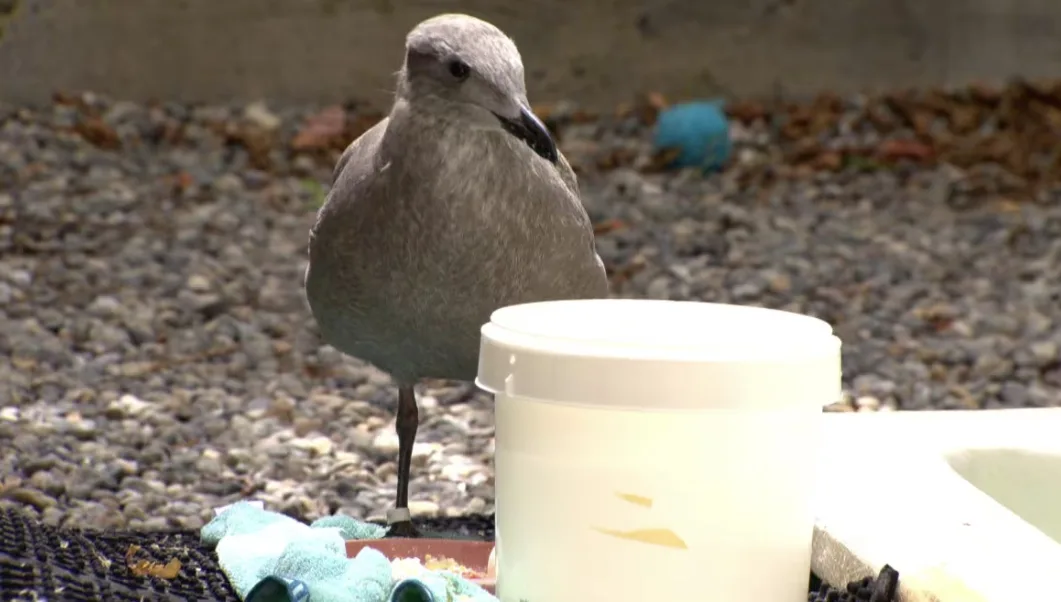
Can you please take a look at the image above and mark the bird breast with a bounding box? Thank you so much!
[305,117,606,382]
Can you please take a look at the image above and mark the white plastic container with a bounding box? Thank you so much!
[476,299,841,602]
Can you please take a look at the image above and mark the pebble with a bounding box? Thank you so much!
[1,90,1059,530]
[408,500,441,517]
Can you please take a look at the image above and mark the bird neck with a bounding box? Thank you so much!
[386,99,508,167]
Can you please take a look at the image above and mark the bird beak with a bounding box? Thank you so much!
[495,103,558,164]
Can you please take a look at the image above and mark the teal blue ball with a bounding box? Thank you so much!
[652,100,732,171]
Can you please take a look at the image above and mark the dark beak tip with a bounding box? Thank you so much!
[494,110,558,164]
[516,108,559,164]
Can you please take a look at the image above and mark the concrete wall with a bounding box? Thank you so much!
[1,0,1060,109]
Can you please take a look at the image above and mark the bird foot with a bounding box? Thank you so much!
[387,520,421,538]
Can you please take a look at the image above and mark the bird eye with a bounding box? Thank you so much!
[447,59,471,81]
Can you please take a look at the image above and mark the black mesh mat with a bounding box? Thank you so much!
[0,507,898,601]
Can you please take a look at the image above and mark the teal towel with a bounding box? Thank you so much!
[200,501,497,602]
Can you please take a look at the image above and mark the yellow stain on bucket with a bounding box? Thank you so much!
[592,527,688,549]
[615,492,653,508]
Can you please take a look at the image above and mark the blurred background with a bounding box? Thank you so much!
[1,0,1059,533]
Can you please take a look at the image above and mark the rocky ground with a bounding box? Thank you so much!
[1,83,1059,531]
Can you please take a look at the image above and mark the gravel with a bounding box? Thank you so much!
[1,86,1059,531]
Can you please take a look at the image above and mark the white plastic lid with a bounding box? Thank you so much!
[476,299,841,410]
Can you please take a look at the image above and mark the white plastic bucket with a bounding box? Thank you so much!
[476,299,841,602]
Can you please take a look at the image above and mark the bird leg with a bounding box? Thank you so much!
[387,384,421,538]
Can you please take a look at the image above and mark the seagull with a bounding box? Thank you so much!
[304,13,610,537]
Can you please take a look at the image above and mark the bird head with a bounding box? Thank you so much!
[398,13,558,164]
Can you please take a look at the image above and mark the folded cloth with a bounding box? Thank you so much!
[200,501,497,602]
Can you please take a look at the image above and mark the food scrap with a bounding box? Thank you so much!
[124,544,182,580]
[390,555,487,581]
[425,554,487,580]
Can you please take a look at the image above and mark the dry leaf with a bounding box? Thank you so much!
[125,544,182,580]
[291,105,347,151]
[74,117,121,150]
[877,139,935,163]
[593,218,626,235]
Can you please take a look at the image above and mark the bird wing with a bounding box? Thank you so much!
[310,116,391,243]
[331,117,390,188]
[552,149,610,287]
[554,149,581,198]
